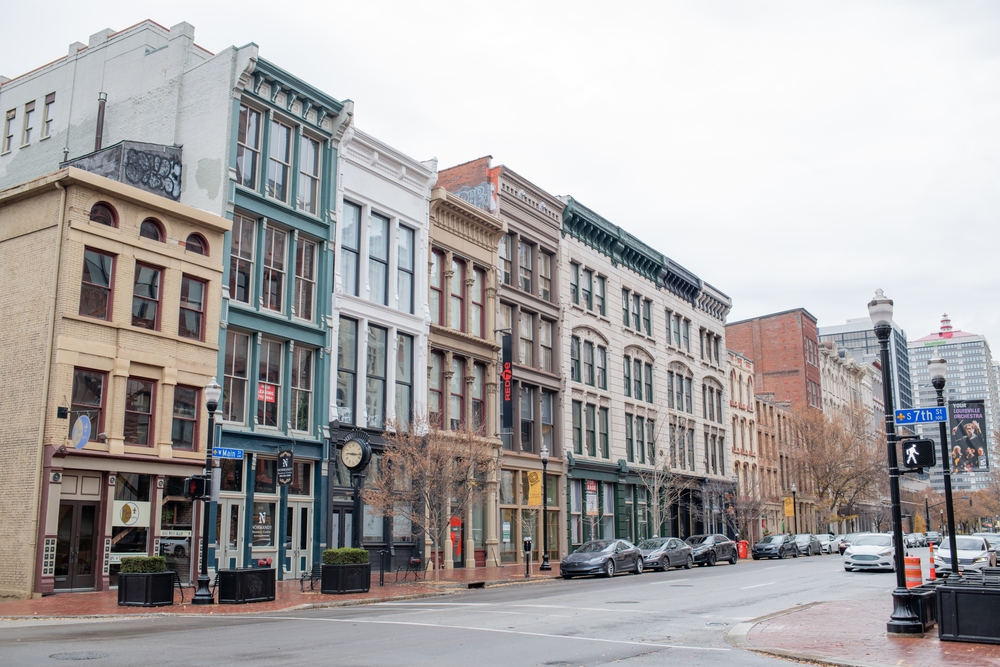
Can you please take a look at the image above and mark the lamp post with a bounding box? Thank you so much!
[868,290,922,635]
[192,377,222,605]
[539,444,551,571]
[790,483,798,534]
[925,496,931,535]
[930,355,961,578]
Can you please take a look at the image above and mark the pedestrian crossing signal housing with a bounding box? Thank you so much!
[900,439,936,470]
[184,475,208,499]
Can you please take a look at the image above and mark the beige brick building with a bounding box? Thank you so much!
[0,168,229,598]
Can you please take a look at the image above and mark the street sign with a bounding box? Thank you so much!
[900,438,936,470]
[212,447,244,459]
[71,415,91,449]
[894,407,948,425]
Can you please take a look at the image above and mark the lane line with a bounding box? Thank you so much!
[254,615,730,652]
[739,582,775,590]
[377,601,660,615]
[649,578,690,585]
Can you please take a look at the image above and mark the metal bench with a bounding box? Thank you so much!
[300,562,323,591]
[395,556,422,582]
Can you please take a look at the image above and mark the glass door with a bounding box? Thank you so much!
[284,503,312,578]
[214,499,243,570]
[54,501,97,590]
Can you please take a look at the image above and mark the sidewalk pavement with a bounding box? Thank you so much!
[0,563,562,619]
[729,596,1000,667]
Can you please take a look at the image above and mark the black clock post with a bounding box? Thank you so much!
[339,430,372,550]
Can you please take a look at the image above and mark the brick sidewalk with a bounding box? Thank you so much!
[740,597,1000,667]
[0,563,561,618]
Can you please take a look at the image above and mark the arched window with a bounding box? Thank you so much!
[738,374,744,404]
[89,202,118,227]
[729,373,735,399]
[185,233,208,256]
[140,218,164,242]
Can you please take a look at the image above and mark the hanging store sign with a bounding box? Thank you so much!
[277,449,293,486]
[501,334,513,432]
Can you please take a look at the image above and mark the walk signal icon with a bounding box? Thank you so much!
[900,439,936,470]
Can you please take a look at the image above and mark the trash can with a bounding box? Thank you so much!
[737,540,749,560]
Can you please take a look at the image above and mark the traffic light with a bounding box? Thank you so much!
[184,475,208,499]
[900,439,936,471]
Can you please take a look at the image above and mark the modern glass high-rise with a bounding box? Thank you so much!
[819,317,913,410]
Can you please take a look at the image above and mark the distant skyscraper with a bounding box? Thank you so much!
[909,315,999,492]
[819,317,913,410]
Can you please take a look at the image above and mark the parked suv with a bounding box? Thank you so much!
[751,534,799,560]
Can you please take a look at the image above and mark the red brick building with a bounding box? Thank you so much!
[726,309,822,413]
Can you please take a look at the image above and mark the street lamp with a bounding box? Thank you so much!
[790,483,798,535]
[929,355,961,577]
[868,290,922,636]
[192,377,222,605]
[539,444,551,571]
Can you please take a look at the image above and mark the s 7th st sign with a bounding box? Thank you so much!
[894,407,948,425]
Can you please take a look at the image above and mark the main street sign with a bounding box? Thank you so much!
[212,447,244,459]
[894,407,948,425]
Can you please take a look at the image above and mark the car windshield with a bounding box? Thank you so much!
[760,536,784,544]
[948,537,987,551]
[852,534,892,547]
[637,538,668,549]
[686,535,710,545]
[576,540,614,553]
[795,534,811,539]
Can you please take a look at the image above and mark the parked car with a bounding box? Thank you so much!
[638,537,694,571]
[816,534,836,554]
[751,534,799,560]
[844,533,905,572]
[560,539,644,578]
[925,531,942,546]
[910,532,927,547]
[685,534,738,566]
[934,535,998,575]
[904,533,922,548]
[839,533,862,555]
[159,537,189,558]
[793,533,822,556]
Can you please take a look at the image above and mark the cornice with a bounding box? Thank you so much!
[430,188,506,252]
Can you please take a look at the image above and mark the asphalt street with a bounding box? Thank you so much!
[0,549,908,667]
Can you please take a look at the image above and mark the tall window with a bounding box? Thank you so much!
[596,346,607,389]
[397,226,415,314]
[667,371,675,409]
[131,263,161,330]
[449,357,465,430]
[258,339,282,427]
[236,104,261,189]
[341,202,361,296]
[368,213,389,305]
[642,300,652,336]
[230,213,255,304]
[633,359,643,400]
[520,387,534,452]
[599,407,610,458]
[632,294,641,330]
[267,120,291,202]
[673,314,681,347]
[366,325,387,429]
[291,347,313,432]
[471,268,486,338]
[541,391,553,453]
[294,239,316,321]
[539,253,552,301]
[585,404,596,456]
[336,318,357,425]
[429,351,444,428]
[124,378,155,446]
[450,258,466,332]
[624,356,632,397]
[41,92,55,139]
[430,250,444,326]
[499,234,513,285]
[685,377,693,413]
[262,227,287,312]
[595,276,606,315]
[79,249,114,320]
[171,386,198,451]
[395,334,414,430]
[498,304,512,344]
[625,414,634,462]
[583,342,594,385]
[178,275,205,340]
[682,319,690,351]
[2,109,14,153]
[519,312,533,366]
[572,401,583,455]
[647,420,655,464]
[570,262,579,305]
[582,269,593,310]
[223,331,250,423]
[636,416,646,464]
[471,362,486,435]
[644,363,653,403]
[518,242,532,292]
[297,135,320,214]
[622,288,630,326]
[570,336,581,382]
[540,320,553,372]
[70,369,105,440]
[21,101,35,145]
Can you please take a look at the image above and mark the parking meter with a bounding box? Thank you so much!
[523,535,532,578]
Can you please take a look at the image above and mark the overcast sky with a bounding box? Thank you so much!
[5,1,999,353]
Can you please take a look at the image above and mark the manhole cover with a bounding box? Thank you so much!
[606,600,639,604]
[49,653,109,661]
[706,622,727,627]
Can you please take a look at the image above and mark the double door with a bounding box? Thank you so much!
[55,501,98,591]
[284,502,312,579]
[215,498,243,570]
[330,506,353,549]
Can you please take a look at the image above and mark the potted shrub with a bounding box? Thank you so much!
[321,548,371,594]
[217,562,276,604]
[117,556,174,607]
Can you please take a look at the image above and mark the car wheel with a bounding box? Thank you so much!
[752,556,760,561]
[684,555,693,570]
[562,574,574,580]
[778,549,786,560]
[634,558,644,575]
[793,548,799,558]
[707,551,717,567]
[844,567,853,572]
[729,549,738,565]
[604,559,615,578]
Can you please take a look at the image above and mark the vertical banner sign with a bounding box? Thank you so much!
[501,334,513,432]
[585,480,599,515]
[277,449,294,486]
[948,400,990,472]
[527,471,542,506]
[783,497,795,517]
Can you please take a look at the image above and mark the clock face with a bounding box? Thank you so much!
[341,441,364,469]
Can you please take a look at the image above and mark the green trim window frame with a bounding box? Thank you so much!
[291,346,313,433]
[293,238,316,321]
[581,269,592,310]
[583,341,594,386]
[570,336,581,382]
[236,104,261,189]
[624,355,631,397]
[595,275,606,316]
[230,213,256,305]
[625,414,634,462]
[570,262,579,305]
[296,134,321,215]
[596,345,607,389]
[572,400,583,455]
[257,339,282,428]
[262,226,287,313]
[223,330,250,423]
[266,119,292,203]
[585,404,596,456]
[599,407,609,458]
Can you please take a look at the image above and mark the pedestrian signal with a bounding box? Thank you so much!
[900,439,936,471]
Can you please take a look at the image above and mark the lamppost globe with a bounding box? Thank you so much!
[540,445,549,463]
[790,483,796,493]
[928,356,946,383]
[205,376,222,409]
[867,289,894,327]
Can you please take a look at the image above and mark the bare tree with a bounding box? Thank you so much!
[634,417,699,538]
[364,419,496,581]
[726,473,769,543]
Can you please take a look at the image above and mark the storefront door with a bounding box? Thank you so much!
[330,507,353,549]
[284,502,312,578]
[215,498,243,570]
[54,501,98,591]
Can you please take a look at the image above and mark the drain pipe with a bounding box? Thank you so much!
[94,92,107,151]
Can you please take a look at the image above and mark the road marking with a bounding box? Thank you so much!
[378,601,660,615]
[649,578,689,585]
[256,616,730,651]
[739,582,775,590]
[763,566,784,570]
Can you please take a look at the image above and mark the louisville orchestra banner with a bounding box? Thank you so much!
[948,399,990,473]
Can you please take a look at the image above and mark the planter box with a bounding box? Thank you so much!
[937,582,1000,644]
[910,585,938,631]
[321,562,371,594]
[217,568,276,604]
[117,571,175,607]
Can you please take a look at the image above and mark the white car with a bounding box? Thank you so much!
[817,534,836,554]
[934,536,997,575]
[844,533,904,572]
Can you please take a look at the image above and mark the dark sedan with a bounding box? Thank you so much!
[794,534,822,556]
[751,534,799,560]
[685,534,738,566]
[560,539,644,578]
[638,537,694,571]
[839,533,862,555]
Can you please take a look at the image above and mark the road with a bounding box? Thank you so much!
[0,549,907,667]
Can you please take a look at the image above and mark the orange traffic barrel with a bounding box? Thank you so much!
[928,543,936,581]
[905,556,922,588]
